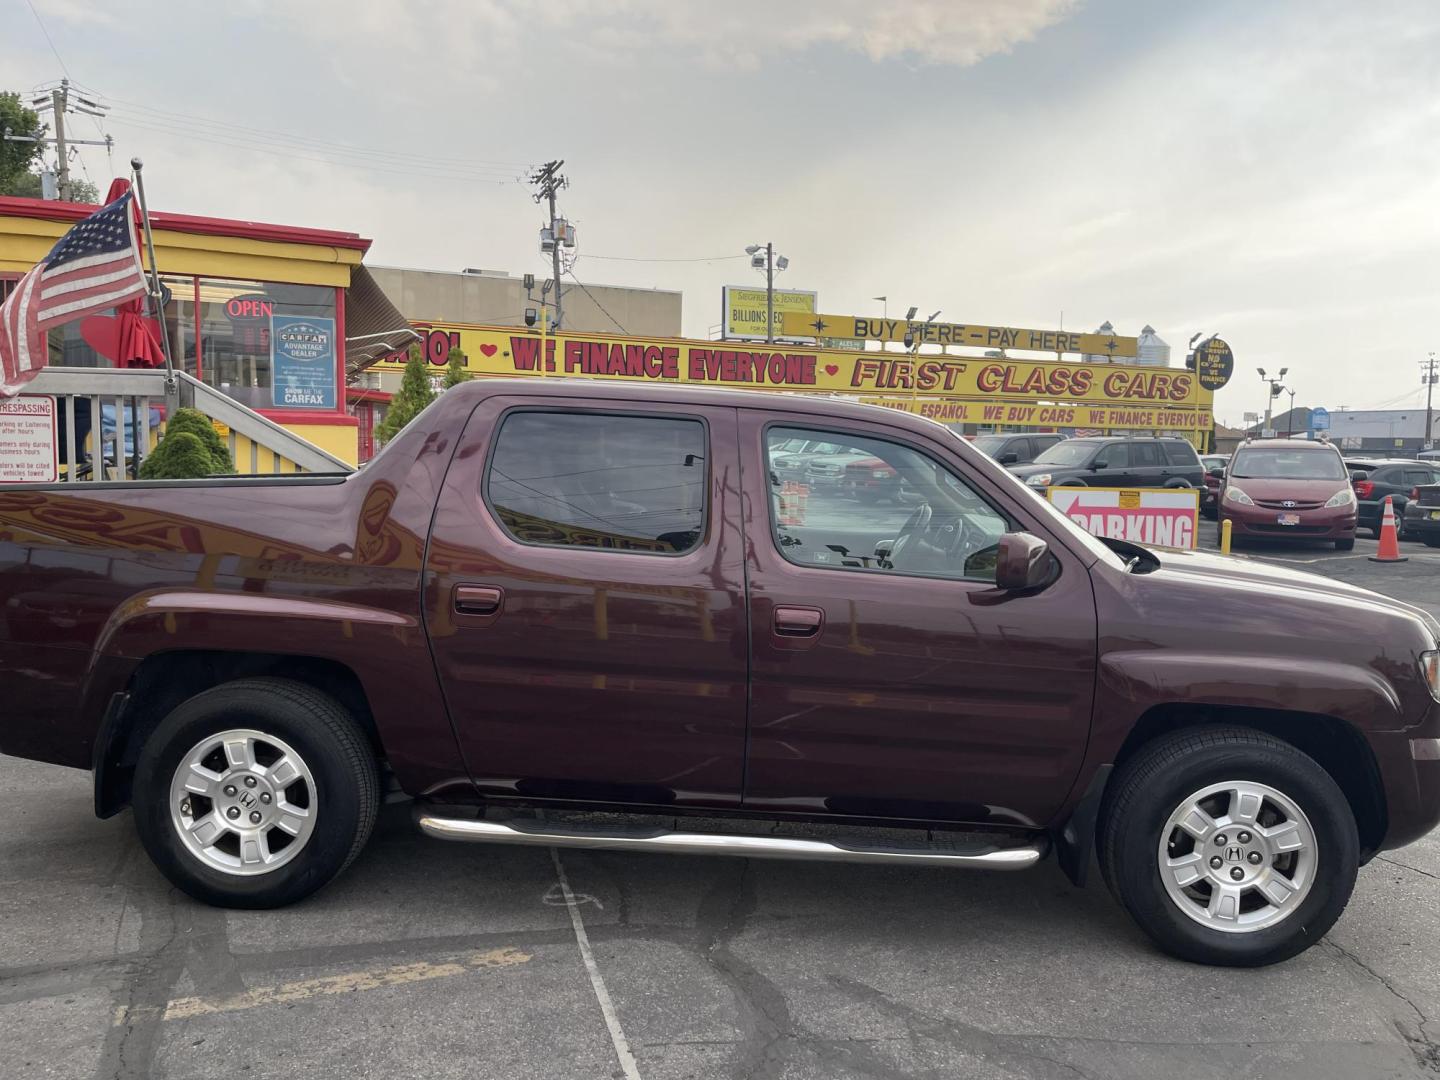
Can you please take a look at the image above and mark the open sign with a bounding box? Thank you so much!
[225,294,274,322]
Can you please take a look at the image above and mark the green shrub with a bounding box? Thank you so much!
[138,431,214,480]
[160,408,235,474]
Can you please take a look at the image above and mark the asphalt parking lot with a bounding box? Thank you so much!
[5,526,1440,1079]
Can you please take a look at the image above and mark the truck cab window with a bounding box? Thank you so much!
[486,411,707,554]
[765,426,1008,582]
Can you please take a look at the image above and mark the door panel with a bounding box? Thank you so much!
[1094,442,1134,486]
[740,413,1098,828]
[423,397,748,808]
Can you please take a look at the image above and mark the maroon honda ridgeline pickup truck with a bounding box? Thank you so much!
[3,381,1439,966]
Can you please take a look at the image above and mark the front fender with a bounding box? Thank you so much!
[1097,650,1406,739]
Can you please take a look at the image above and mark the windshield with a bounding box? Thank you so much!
[971,436,1009,456]
[1033,442,1098,466]
[1230,447,1346,480]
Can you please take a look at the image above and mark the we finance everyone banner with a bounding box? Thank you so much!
[376,324,1214,414]
[863,397,1214,432]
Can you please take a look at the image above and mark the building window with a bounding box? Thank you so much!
[194,279,336,411]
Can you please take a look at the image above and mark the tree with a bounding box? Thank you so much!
[442,347,470,389]
[376,345,437,444]
[159,408,235,474]
[137,431,213,480]
[0,92,43,196]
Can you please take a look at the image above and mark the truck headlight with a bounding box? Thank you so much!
[1026,473,1053,487]
[1224,486,1254,506]
[1421,651,1440,702]
[1325,488,1356,508]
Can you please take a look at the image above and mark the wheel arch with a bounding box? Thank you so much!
[94,651,380,819]
[1108,704,1387,858]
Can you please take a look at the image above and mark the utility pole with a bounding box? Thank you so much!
[529,159,569,331]
[51,87,70,202]
[1423,352,1437,450]
[10,80,112,202]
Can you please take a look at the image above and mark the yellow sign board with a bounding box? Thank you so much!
[779,312,1138,357]
[376,324,1211,412]
[722,286,816,340]
[861,397,1213,432]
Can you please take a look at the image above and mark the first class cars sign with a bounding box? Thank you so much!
[1047,487,1199,550]
[375,324,1213,408]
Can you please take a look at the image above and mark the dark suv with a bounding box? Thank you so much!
[1346,458,1440,538]
[1008,436,1204,491]
[970,432,1065,466]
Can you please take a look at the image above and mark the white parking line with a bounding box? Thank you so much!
[551,848,642,1080]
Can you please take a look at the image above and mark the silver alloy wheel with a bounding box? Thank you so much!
[168,728,317,876]
[1158,780,1317,933]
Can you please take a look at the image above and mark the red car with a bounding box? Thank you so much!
[1217,439,1357,550]
[842,455,900,502]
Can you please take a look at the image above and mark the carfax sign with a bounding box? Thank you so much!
[270,315,337,410]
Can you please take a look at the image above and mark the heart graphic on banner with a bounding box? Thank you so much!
[479,343,498,357]
[823,364,839,376]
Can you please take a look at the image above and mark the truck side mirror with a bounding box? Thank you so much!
[995,532,1053,591]
[998,451,1019,465]
[1208,466,1225,479]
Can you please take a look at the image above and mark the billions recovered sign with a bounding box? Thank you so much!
[270,315,337,410]
[723,286,816,340]
[1047,487,1199,549]
[0,395,57,483]
[778,312,1138,357]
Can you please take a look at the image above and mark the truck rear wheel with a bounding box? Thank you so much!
[1099,727,1357,966]
[132,678,379,909]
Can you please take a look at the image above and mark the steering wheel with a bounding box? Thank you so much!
[887,503,932,568]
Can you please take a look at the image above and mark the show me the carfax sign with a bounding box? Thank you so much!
[1047,487,1199,549]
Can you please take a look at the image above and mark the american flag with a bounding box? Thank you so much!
[0,192,150,397]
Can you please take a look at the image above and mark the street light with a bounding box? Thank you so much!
[1256,367,1290,437]
[745,242,787,343]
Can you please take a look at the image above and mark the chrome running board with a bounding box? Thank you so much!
[415,811,1046,870]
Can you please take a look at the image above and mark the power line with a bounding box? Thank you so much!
[580,253,749,263]
[24,0,70,78]
[105,115,526,185]
[98,96,530,172]
[565,268,630,335]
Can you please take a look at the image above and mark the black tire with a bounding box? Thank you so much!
[1334,538,1355,551]
[1099,727,1358,967]
[132,677,379,909]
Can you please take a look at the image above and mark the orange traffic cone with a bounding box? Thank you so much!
[1369,495,1408,562]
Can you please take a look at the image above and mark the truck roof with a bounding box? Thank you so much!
[445,377,949,435]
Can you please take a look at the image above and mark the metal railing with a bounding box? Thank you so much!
[22,367,353,481]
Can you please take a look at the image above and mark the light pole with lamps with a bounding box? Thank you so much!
[1256,366,1288,438]
[745,243,788,343]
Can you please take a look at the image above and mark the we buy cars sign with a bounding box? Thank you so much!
[1048,487,1199,550]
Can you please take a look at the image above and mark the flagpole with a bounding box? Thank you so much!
[128,157,178,410]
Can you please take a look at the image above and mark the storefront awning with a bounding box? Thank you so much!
[344,265,419,376]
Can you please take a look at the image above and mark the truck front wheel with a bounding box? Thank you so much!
[1099,727,1358,966]
[132,678,379,908]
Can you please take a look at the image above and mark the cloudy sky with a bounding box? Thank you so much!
[6,0,1439,424]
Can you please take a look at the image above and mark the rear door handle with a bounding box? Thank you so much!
[774,605,824,637]
[454,584,504,616]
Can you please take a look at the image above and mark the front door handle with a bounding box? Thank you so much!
[774,605,824,638]
[454,584,504,616]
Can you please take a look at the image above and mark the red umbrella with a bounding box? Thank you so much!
[102,177,165,368]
